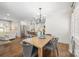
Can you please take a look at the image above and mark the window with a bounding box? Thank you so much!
[0,28,4,32]
[0,20,16,35]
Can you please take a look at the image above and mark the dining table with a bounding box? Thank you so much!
[22,35,53,57]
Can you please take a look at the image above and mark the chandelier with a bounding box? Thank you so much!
[35,8,46,25]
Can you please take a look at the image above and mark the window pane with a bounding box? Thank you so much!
[0,20,16,35]
[0,28,3,32]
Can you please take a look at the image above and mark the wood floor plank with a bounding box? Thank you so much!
[43,43,73,57]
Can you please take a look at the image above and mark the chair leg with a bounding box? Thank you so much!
[54,49,57,57]
[50,51,52,57]
[52,50,56,57]
[56,47,59,56]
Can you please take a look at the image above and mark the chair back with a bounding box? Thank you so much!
[50,38,58,49]
[22,42,33,57]
[53,38,58,48]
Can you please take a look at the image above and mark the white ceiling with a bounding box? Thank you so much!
[0,2,73,21]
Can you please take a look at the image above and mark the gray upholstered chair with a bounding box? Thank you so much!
[44,38,59,56]
[21,42,37,57]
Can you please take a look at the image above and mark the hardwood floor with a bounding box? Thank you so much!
[43,43,73,57]
[0,39,23,57]
[0,39,73,57]
[57,43,73,57]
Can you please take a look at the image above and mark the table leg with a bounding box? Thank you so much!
[38,48,43,57]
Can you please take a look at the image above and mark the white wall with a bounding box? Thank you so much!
[46,3,72,43]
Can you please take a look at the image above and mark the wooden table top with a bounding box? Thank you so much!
[23,35,53,48]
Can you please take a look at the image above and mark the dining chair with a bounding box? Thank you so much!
[44,37,59,57]
[21,41,38,57]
